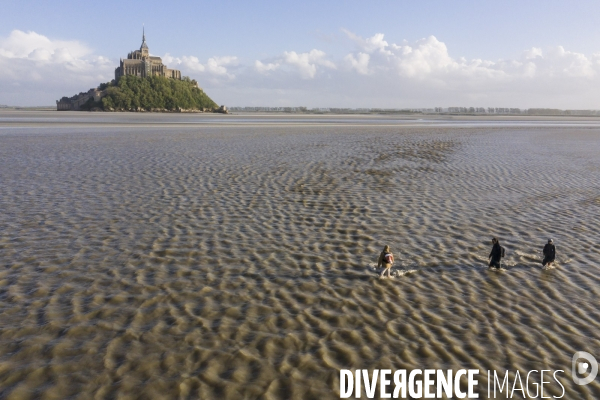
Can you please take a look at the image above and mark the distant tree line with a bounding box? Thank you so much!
[81,76,218,111]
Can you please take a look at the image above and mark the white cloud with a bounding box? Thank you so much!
[166,54,238,79]
[524,47,543,60]
[206,56,238,76]
[162,53,181,66]
[544,46,595,78]
[0,30,90,60]
[338,30,599,86]
[281,49,336,79]
[255,60,280,73]
[180,56,206,72]
[344,52,370,75]
[342,29,391,55]
[394,36,456,78]
[0,30,111,76]
[253,49,336,79]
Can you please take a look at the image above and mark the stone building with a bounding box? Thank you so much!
[56,88,105,111]
[114,29,181,80]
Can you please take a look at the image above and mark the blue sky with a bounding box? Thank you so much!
[2,0,600,107]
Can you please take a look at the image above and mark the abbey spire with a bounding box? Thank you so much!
[141,26,148,50]
[140,26,149,59]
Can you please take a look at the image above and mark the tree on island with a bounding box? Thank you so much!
[80,75,218,112]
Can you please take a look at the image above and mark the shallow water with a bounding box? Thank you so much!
[0,113,599,399]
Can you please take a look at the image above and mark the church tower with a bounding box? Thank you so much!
[140,27,151,77]
[140,27,149,59]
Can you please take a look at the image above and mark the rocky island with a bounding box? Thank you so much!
[56,30,224,113]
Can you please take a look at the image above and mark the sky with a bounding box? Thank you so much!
[1,0,600,108]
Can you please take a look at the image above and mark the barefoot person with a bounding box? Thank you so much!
[378,245,394,278]
[488,237,502,269]
[542,239,556,267]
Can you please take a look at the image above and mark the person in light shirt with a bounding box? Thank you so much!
[378,245,394,278]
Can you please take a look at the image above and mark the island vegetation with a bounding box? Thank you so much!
[79,76,219,112]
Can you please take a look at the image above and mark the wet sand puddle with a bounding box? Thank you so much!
[0,116,599,399]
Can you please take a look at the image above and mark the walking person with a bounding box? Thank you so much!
[488,237,502,269]
[542,239,556,267]
[378,245,394,278]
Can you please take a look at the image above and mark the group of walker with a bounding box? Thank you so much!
[377,238,557,278]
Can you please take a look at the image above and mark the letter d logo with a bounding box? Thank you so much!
[572,351,598,385]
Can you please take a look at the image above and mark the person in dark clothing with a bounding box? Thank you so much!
[542,239,556,267]
[489,237,502,268]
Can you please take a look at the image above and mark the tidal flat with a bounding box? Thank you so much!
[1,112,599,399]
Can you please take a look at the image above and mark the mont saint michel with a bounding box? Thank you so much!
[56,30,219,112]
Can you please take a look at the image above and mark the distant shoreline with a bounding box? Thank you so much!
[2,107,600,119]
[0,106,56,111]
[4,111,600,131]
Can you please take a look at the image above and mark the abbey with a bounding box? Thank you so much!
[114,29,181,80]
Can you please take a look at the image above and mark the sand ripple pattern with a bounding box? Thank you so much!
[1,120,599,399]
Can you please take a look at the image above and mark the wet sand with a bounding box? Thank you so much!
[0,112,599,399]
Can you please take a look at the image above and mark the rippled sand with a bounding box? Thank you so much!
[1,113,599,399]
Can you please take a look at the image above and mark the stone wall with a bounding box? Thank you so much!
[56,89,106,111]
